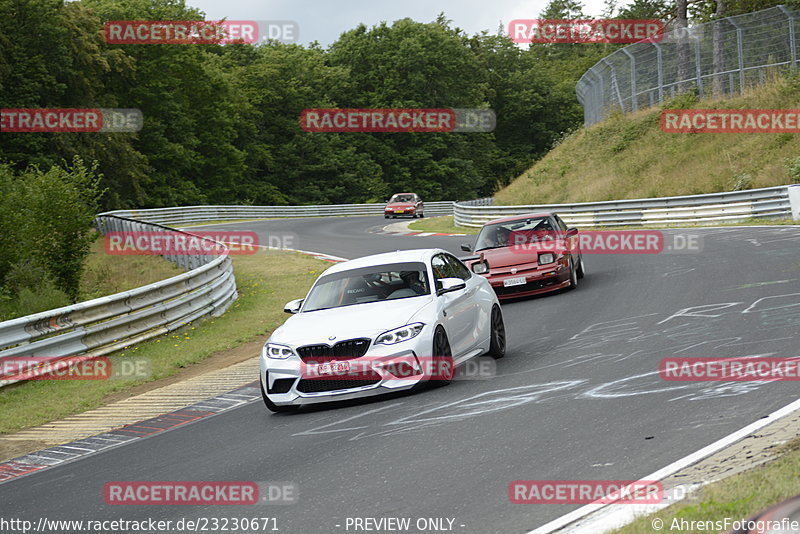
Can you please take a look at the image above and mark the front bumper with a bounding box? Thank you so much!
[484,264,570,300]
[261,333,433,407]
[385,209,416,216]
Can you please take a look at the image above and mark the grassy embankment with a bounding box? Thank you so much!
[411,75,800,234]
[0,249,329,434]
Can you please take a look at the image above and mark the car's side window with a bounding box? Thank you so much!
[554,215,568,232]
[444,254,471,281]
[431,254,449,290]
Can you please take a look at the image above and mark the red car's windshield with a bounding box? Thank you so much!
[389,194,415,203]
[474,217,555,251]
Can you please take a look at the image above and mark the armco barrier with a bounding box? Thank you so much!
[454,185,799,227]
[0,215,237,387]
[101,201,455,226]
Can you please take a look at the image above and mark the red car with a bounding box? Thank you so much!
[384,193,424,219]
[460,212,585,300]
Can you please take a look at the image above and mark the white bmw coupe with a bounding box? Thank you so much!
[260,249,505,412]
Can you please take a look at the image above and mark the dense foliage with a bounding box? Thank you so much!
[0,0,606,209]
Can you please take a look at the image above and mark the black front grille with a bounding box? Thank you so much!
[494,278,560,296]
[297,375,381,393]
[296,338,371,362]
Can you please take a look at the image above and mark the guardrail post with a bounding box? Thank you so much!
[728,17,744,94]
[654,43,664,103]
[778,5,797,68]
[789,185,800,220]
[694,37,704,96]
[621,49,638,111]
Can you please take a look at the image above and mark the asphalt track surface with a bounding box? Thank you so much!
[3,216,800,534]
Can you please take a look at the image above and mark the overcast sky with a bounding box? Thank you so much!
[186,0,612,47]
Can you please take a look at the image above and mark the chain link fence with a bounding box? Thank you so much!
[577,5,800,125]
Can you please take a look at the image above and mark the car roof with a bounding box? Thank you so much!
[321,249,443,275]
[485,212,554,225]
[391,192,417,196]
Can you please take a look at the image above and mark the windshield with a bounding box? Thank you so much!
[303,262,430,311]
[389,194,415,203]
[474,217,556,251]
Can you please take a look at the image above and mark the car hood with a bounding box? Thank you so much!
[270,296,434,346]
[476,246,540,268]
[386,202,416,208]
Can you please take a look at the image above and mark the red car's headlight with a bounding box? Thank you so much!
[538,253,555,265]
[472,262,489,274]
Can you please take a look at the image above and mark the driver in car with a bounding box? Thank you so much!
[493,225,511,247]
[399,271,427,295]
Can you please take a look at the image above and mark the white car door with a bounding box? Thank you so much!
[432,253,473,358]
[444,253,483,353]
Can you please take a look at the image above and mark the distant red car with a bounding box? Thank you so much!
[384,193,424,219]
[460,212,584,300]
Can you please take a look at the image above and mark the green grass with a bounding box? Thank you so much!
[408,215,480,235]
[79,238,184,300]
[611,438,800,533]
[496,73,800,206]
[0,251,329,435]
[0,238,184,321]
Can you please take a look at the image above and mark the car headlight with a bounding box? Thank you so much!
[376,323,425,345]
[265,343,294,359]
[539,253,555,265]
[472,262,489,274]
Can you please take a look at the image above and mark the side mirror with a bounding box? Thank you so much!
[383,199,389,203]
[437,278,467,296]
[283,298,304,314]
[566,228,578,237]
[460,243,472,252]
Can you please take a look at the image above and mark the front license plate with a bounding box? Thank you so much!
[394,210,404,213]
[317,361,350,375]
[503,276,527,287]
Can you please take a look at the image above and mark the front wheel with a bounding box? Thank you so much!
[487,305,506,359]
[576,256,585,279]
[430,326,454,386]
[568,257,578,290]
[418,211,424,218]
[260,375,299,413]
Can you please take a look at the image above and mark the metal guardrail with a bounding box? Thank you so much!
[454,185,800,227]
[0,215,237,387]
[577,5,800,125]
[102,201,455,226]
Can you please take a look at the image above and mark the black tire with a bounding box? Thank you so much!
[419,211,425,218]
[576,256,585,279]
[568,257,578,290]
[260,375,299,413]
[384,215,389,219]
[430,326,454,386]
[487,305,506,359]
